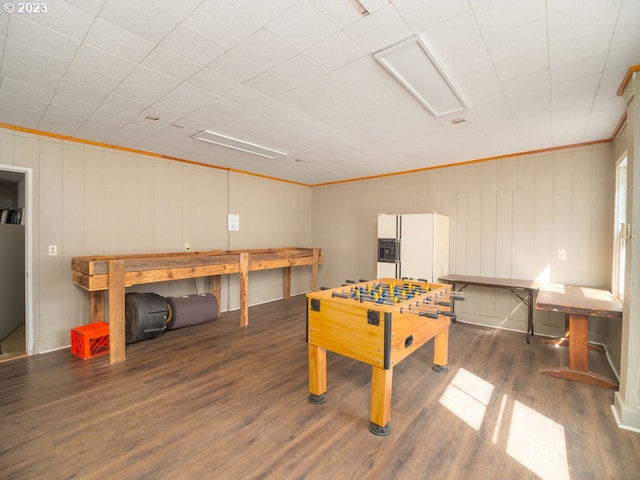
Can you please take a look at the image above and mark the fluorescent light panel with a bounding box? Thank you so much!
[192,130,287,159]
[374,35,466,117]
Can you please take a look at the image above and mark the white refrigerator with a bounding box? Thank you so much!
[376,213,449,282]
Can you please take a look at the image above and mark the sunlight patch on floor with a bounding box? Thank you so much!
[438,367,494,431]
[507,401,570,480]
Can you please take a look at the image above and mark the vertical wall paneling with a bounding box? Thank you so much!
[551,152,572,284]
[121,155,142,254]
[104,150,124,255]
[571,148,593,284]
[495,190,513,278]
[466,191,482,275]
[312,144,615,341]
[62,143,86,347]
[83,148,106,254]
[38,139,64,351]
[1,127,317,353]
[533,154,553,283]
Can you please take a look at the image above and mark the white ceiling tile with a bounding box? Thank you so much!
[473,0,546,32]
[84,18,156,63]
[343,4,412,53]
[277,86,321,109]
[117,66,181,97]
[303,31,364,72]
[65,0,106,16]
[63,63,122,93]
[7,15,80,61]
[73,44,137,79]
[303,72,352,101]
[0,104,42,128]
[308,0,362,29]
[141,46,203,81]
[55,78,110,103]
[270,54,328,87]
[99,94,148,116]
[393,0,470,32]
[184,0,261,49]
[19,1,94,40]
[231,0,299,24]
[0,6,8,36]
[0,76,54,105]
[187,68,240,97]
[225,84,272,108]
[99,0,180,43]
[266,0,338,51]
[39,105,89,130]
[420,12,488,83]
[158,83,220,115]
[493,46,548,81]
[501,70,549,97]
[2,39,68,78]
[159,25,227,66]
[235,28,300,68]
[483,18,548,64]
[245,71,297,97]
[209,49,267,83]
[550,55,608,86]
[143,0,202,21]
[332,56,388,88]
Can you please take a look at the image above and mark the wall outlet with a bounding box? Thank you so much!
[48,245,57,256]
[557,249,566,261]
[184,242,191,252]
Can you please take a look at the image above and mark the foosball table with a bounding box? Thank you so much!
[306,278,461,436]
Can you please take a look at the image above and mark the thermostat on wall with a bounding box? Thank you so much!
[228,213,240,231]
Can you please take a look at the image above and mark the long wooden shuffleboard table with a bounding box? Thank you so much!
[72,247,322,364]
[306,278,459,436]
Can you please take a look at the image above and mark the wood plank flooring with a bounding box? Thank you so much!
[1,295,639,479]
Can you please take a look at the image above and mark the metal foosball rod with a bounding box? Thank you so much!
[400,303,457,321]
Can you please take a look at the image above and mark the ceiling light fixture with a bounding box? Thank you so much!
[192,130,287,159]
[347,0,369,16]
[374,35,466,117]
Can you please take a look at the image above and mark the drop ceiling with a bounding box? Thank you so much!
[0,0,638,185]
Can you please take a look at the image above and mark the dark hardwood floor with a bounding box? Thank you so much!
[1,294,639,479]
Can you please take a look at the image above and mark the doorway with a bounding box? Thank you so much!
[0,165,33,361]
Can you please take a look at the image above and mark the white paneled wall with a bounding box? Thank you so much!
[0,127,313,353]
[312,143,615,340]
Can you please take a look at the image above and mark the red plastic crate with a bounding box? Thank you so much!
[71,322,110,359]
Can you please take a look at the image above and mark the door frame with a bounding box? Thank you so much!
[0,164,33,355]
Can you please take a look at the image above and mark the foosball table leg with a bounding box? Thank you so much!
[432,326,449,372]
[308,344,327,404]
[369,366,393,436]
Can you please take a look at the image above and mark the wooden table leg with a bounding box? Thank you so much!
[108,260,126,364]
[283,267,291,300]
[539,313,618,389]
[90,291,105,324]
[211,275,221,316]
[369,366,393,436]
[308,344,326,404]
[569,314,588,371]
[239,252,249,327]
